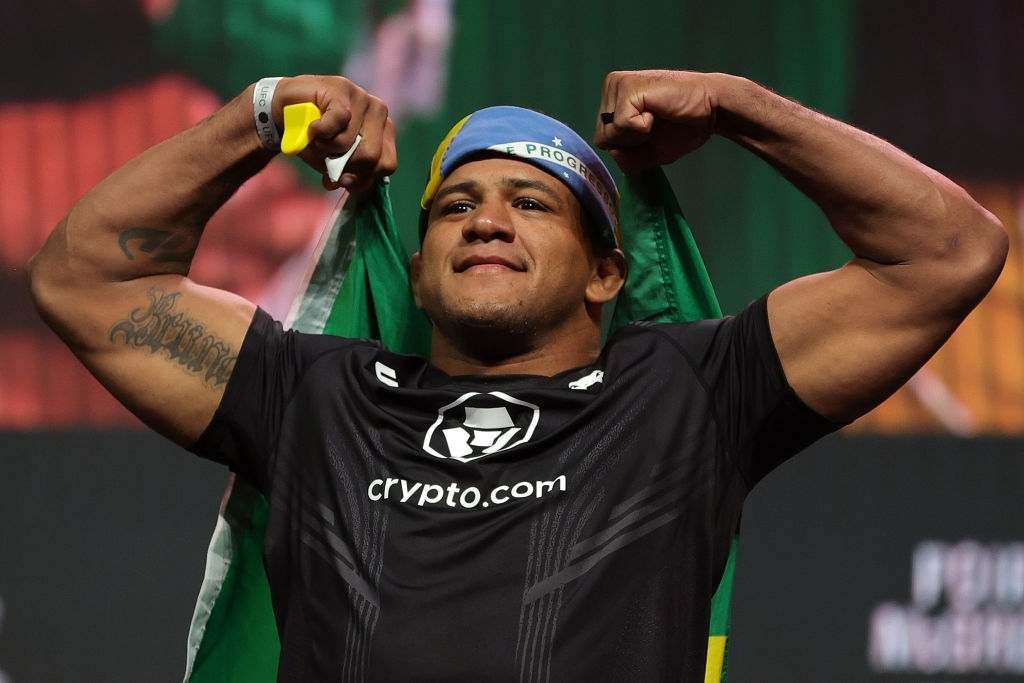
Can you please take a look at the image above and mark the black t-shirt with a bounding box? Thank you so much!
[191,296,838,682]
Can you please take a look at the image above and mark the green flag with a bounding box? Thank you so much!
[184,169,735,682]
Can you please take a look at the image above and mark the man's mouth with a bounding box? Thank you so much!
[454,255,526,273]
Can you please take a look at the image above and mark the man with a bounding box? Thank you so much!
[29,71,1005,680]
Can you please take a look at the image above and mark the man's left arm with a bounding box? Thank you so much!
[596,70,1008,423]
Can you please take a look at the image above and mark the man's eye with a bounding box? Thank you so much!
[442,201,474,214]
[514,197,547,211]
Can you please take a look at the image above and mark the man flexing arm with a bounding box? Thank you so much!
[28,76,395,445]
[595,70,1007,423]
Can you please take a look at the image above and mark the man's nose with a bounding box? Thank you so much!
[462,204,515,243]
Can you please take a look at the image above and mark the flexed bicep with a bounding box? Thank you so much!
[766,252,1000,423]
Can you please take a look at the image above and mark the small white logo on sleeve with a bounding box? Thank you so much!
[568,370,604,390]
[375,361,399,387]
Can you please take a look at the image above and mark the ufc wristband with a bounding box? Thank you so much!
[253,77,283,151]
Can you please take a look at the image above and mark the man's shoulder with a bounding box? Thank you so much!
[607,316,732,362]
[604,298,777,391]
[289,330,427,383]
[289,328,384,361]
[624,316,728,336]
[247,308,420,383]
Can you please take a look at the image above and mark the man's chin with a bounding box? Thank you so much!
[429,298,540,352]
[442,300,532,333]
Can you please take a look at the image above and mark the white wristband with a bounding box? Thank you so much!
[252,77,283,151]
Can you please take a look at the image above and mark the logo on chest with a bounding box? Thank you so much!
[422,391,540,462]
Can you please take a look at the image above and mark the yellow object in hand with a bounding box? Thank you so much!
[281,102,322,155]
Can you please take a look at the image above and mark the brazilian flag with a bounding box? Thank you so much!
[183,168,734,682]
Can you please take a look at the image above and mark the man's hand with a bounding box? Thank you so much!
[593,70,720,172]
[272,75,398,192]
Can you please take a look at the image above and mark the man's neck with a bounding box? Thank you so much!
[429,317,602,378]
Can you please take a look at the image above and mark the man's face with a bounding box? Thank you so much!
[411,157,598,343]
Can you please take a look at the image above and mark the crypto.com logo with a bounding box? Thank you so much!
[422,391,540,462]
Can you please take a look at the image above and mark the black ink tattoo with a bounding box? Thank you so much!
[109,288,237,388]
[118,228,197,263]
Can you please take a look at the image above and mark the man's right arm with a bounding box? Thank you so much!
[28,76,395,447]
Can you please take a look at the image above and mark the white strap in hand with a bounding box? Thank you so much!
[325,134,363,183]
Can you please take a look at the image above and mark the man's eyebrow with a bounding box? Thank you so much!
[502,177,565,208]
[434,181,481,203]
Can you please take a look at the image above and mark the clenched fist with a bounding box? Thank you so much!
[271,75,398,192]
[593,70,726,173]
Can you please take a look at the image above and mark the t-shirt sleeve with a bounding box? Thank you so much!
[652,295,845,489]
[188,308,365,492]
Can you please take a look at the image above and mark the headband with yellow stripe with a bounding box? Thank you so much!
[418,106,621,250]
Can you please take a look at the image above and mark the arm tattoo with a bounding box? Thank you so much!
[109,288,237,388]
[118,227,197,263]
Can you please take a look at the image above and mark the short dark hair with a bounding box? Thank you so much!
[580,209,618,259]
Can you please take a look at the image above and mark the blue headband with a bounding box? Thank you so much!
[419,106,620,249]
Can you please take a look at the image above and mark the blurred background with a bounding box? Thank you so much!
[0,0,1021,679]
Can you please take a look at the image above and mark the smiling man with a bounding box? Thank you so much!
[412,107,628,377]
[29,72,1005,680]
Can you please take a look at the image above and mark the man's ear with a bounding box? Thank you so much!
[585,248,627,305]
[410,251,423,309]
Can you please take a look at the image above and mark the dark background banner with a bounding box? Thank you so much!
[731,436,1024,681]
[1,432,1021,681]
[0,432,226,682]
